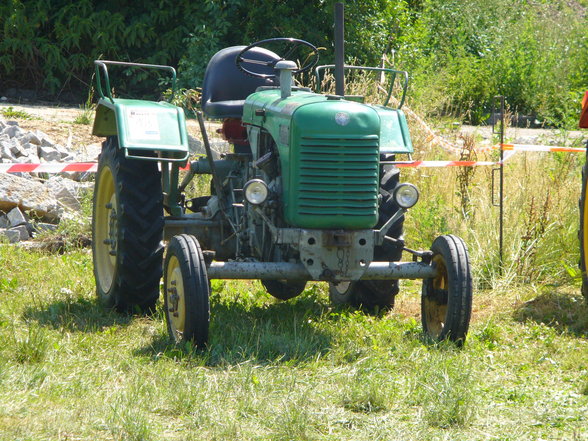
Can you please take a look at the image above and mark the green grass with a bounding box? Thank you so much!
[0,106,37,120]
[1,97,587,438]
[0,242,587,440]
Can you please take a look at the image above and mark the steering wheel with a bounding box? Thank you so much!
[236,37,319,79]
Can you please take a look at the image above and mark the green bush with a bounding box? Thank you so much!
[1,0,585,126]
[0,0,212,98]
[398,0,588,126]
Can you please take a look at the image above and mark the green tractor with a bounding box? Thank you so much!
[90,37,473,348]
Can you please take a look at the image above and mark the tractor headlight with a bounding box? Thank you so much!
[393,183,419,208]
[244,179,269,205]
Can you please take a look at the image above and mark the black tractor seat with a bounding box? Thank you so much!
[201,46,281,119]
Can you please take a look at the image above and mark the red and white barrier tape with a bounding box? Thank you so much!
[498,143,586,153]
[393,160,500,168]
[1,160,506,173]
[0,143,583,174]
[0,162,98,173]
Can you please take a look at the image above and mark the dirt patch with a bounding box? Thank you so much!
[1,103,102,153]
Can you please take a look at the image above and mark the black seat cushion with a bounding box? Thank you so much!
[201,46,280,119]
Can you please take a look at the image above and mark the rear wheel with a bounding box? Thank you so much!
[579,147,588,302]
[163,235,210,347]
[92,137,163,313]
[261,279,307,301]
[421,235,472,345]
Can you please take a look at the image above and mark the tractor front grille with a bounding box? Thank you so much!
[290,135,379,228]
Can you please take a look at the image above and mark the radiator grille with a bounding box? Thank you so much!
[294,135,379,221]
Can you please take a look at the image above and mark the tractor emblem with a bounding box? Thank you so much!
[335,112,350,126]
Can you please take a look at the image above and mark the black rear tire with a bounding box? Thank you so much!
[261,279,307,301]
[163,235,210,348]
[421,235,472,345]
[92,137,164,313]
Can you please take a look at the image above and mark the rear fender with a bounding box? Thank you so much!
[92,98,189,163]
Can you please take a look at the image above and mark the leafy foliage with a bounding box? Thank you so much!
[0,0,209,98]
[1,0,586,125]
[397,0,588,126]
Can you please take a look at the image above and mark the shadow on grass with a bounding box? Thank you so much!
[513,289,588,337]
[136,289,336,366]
[22,296,133,332]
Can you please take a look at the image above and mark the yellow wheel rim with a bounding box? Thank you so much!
[166,255,186,341]
[583,192,588,272]
[94,165,117,292]
[424,254,448,338]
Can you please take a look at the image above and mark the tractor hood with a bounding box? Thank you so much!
[242,88,413,155]
[243,88,416,229]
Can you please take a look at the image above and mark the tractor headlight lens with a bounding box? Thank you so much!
[393,183,419,208]
[244,179,269,205]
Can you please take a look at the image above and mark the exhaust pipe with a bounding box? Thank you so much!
[334,2,345,96]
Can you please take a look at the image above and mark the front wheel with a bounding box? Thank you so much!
[421,235,472,345]
[163,235,210,348]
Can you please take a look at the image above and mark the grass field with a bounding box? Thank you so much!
[0,245,587,440]
[1,108,588,439]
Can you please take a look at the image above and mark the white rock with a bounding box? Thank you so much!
[2,125,22,138]
[9,139,27,158]
[45,176,81,211]
[0,228,21,243]
[0,140,16,161]
[40,137,56,148]
[55,145,71,159]
[7,206,27,227]
[38,145,62,162]
[19,132,42,146]
[77,143,102,161]
[34,222,58,233]
[26,149,40,163]
[9,225,29,241]
[0,96,7,101]
[0,173,62,220]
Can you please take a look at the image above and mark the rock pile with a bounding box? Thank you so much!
[0,120,75,163]
[0,118,96,244]
[0,206,57,243]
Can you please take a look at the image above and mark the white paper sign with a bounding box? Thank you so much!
[127,109,160,140]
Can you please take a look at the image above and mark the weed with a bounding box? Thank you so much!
[456,132,478,218]
[73,86,95,125]
[10,324,49,364]
[1,106,36,120]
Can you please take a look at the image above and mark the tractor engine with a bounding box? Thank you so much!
[243,89,390,231]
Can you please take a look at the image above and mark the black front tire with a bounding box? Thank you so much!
[163,235,210,348]
[92,137,164,313]
[421,235,472,344]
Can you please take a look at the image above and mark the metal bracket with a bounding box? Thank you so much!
[374,208,406,245]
